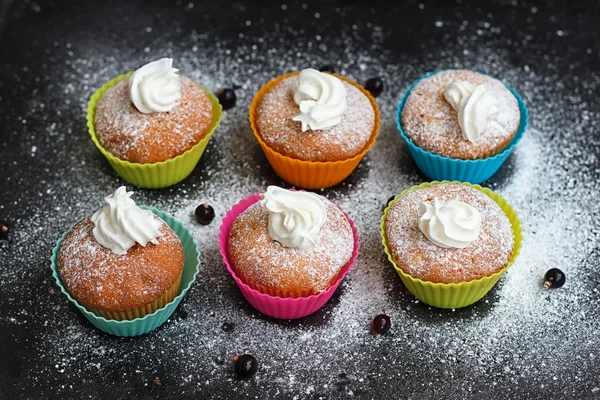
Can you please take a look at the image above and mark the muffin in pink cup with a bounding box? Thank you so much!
[218,186,360,319]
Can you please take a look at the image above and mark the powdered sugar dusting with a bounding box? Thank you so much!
[256,76,375,161]
[228,199,353,294]
[57,216,183,312]
[385,183,513,283]
[402,70,521,159]
[0,1,599,399]
[94,76,213,163]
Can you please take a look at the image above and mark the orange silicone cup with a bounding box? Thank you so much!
[249,72,380,189]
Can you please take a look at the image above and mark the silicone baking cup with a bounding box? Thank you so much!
[87,73,222,189]
[249,72,380,189]
[50,206,201,336]
[396,70,529,184]
[218,193,360,319]
[381,181,522,309]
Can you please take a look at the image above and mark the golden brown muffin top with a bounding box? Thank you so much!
[385,183,513,283]
[94,76,213,164]
[57,216,184,312]
[255,75,375,162]
[401,70,520,160]
[228,198,354,296]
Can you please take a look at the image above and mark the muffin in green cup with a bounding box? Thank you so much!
[381,181,522,309]
[87,58,222,189]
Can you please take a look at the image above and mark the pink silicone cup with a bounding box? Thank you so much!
[218,193,360,319]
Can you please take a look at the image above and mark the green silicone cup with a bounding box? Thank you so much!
[87,73,222,189]
[50,206,201,336]
[381,181,523,309]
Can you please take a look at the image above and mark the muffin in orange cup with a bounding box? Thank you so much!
[249,69,380,189]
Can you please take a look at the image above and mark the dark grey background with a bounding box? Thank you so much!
[1,1,599,399]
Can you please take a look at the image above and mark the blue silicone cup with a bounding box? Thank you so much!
[50,206,200,337]
[395,70,529,184]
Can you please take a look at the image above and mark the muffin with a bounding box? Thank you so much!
[381,181,522,308]
[57,187,184,321]
[396,70,528,184]
[250,69,380,189]
[385,182,512,283]
[88,58,222,188]
[228,186,354,297]
[401,69,520,159]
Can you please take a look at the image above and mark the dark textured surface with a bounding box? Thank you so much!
[1,1,600,399]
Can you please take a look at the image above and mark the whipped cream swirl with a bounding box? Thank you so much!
[129,58,181,114]
[260,186,327,250]
[292,68,347,131]
[443,79,500,142]
[418,198,481,249]
[91,187,163,255]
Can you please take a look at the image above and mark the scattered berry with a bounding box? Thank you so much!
[221,322,235,332]
[0,222,8,241]
[216,88,237,110]
[544,268,566,289]
[370,314,391,335]
[233,354,258,379]
[319,65,335,73]
[365,77,384,97]
[195,204,215,225]
[177,307,188,319]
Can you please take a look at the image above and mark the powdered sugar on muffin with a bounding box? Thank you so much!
[401,70,520,159]
[385,183,513,283]
[255,75,375,162]
[228,198,354,296]
[57,216,183,312]
[94,76,213,163]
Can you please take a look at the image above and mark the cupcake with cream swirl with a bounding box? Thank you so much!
[56,186,185,321]
[224,186,358,304]
[384,182,514,284]
[87,57,222,189]
[396,69,528,184]
[249,68,380,189]
[381,181,522,309]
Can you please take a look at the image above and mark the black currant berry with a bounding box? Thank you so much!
[221,322,235,332]
[365,77,384,97]
[319,65,335,74]
[370,314,391,335]
[544,268,566,289]
[177,307,188,319]
[0,222,9,241]
[195,204,215,225]
[216,88,237,110]
[233,354,258,379]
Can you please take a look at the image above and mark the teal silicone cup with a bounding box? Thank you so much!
[50,206,200,337]
[396,70,529,184]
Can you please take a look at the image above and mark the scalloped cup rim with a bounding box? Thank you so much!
[395,69,529,165]
[50,205,201,325]
[218,192,360,303]
[381,180,523,289]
